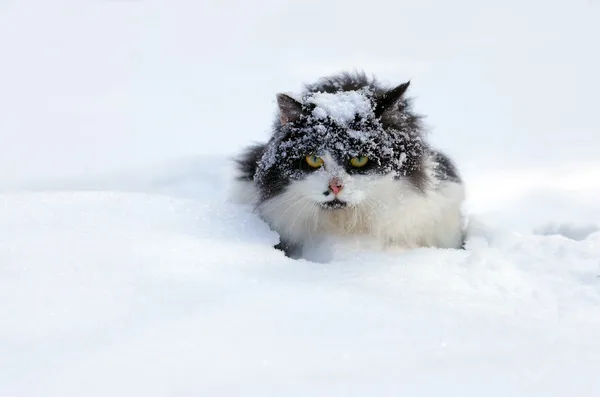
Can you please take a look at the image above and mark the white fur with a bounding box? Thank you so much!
[235,152,465,256]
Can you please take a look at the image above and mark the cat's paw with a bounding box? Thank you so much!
[274,240,302,259]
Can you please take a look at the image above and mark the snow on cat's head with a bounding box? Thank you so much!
[307,90,374,126]
[255,72,428,210]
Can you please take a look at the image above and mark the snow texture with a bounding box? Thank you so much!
[2,0,600,396]
[2,156,600,397]
[307,90,374,126]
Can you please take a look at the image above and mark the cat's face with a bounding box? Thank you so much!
[255,84,427,206]
[286,151,386,210]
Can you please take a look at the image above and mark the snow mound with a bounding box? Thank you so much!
[535,222,600,241]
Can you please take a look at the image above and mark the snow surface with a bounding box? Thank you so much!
[2,0,600,396]
[2,157,600,396]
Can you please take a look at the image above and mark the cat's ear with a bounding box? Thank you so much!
[375,81,410,116]
[276,93,302,126]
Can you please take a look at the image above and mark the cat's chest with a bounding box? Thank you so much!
[316,207,381,236]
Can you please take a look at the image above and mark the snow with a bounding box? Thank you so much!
[2,158,600,396]
[2,0,600,396]
[307,90,374,125]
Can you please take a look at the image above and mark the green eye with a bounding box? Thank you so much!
[305,155,324,168]
[350,156,368,167]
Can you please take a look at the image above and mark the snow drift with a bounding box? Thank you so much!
[1,157,600,396]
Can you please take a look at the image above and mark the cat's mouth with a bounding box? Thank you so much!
[319,198,348,210]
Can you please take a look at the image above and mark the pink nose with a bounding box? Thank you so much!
[329,178,343,195]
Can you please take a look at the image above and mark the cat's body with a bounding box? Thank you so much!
[234,72,465,258]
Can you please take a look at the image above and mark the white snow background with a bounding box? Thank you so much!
[1,0,600,396]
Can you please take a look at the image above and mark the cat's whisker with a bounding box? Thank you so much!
[307,202,319,241]
[352,205,361,234]
[363,198,376,217]
[362,203,372,233]
[367,196,387,211]
[361,202,373,235]
[349,207,356,234]
[288,199,313,237]
[353,205,361,233]
[260,194,303,214]
[364,197,377,215]
[365,198,383,235]
[279,196,310,219]
[311,205,319,232]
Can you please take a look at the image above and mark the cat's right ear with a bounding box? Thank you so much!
[374,81,410,117]
[276,94,302,126]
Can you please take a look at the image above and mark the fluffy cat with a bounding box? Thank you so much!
[233,71,466,259]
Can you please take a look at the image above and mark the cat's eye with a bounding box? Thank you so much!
[305,155,324,168]
[350,156,369,167]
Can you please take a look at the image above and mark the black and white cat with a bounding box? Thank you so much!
[234,72,466,258]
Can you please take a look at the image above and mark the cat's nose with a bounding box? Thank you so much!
[328,177,344,195]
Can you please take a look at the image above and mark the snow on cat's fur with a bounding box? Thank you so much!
[234,72,465,258]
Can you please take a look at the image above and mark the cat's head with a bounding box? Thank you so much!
[255,72,429,210]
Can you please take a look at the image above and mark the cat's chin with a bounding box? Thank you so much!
[318,198,348,210]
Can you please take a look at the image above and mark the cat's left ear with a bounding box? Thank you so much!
[375,81,410,116]
[276,93,303,126]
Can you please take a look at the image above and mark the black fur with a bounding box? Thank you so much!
[274,239,302,258]
[234,144,265,182]
[304,71,374,93]
[431,150,462,183]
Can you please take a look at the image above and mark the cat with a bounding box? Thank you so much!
[233,71,466,259]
